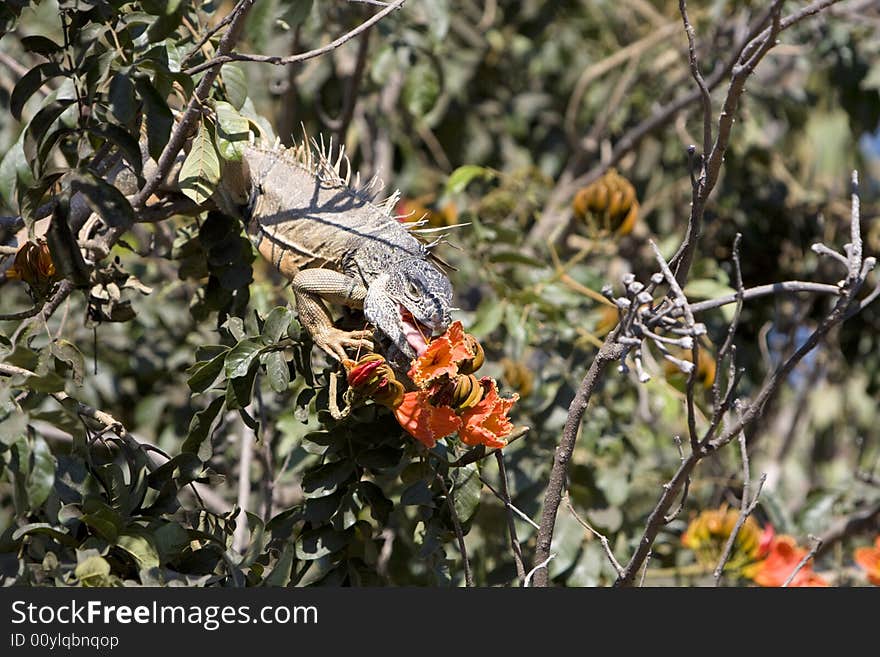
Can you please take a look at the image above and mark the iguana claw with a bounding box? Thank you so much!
[313,327,374,362]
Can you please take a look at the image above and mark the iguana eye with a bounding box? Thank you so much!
[406,280,419,297]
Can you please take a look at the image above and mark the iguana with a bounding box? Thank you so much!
[220,137,454,363]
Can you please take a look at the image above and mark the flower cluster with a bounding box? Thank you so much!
[682,507,829,586]
[343,322,518,449]
[395,321,518,449]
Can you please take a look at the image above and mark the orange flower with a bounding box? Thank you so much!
[393,390,462,448]
[458,378,518,449]
[409,321,476,387]
[748,535,828,587]
[854,536,880,586]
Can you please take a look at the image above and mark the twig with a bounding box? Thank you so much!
[335,28,372,147]
[11,279,75,344]
[494,451,527,584]
[531,335,626,586]
[0,306,42,321]
[782,535,822,587]
[679,0,712,157]
[233,412,255,553]
[816,501,880,558]
[524,554,555,588]
[713,425,767,585]
[184,0,406,76]
[180,9,237,67]
[687,281,842,314]
[437,474,473,587]
[563,494,625,578]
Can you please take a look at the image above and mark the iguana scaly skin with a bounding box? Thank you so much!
[224,138,453,362]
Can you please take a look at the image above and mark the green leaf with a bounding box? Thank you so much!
[450,464,481,524]
[49,340,85,386]
[12,523,77,546]
[74,555,112,586]
[402,60,440,117]
[20,35,62,57]
[108,72,137,124]
[356,446,403,471]
[87,123,144,181]
[81,499,123,542]
[187,349,229,392]
[264,351,290,393]
[264,542,295,586]
[179,120,221,205]
[0,412,28,446]
[294,526,350,560]
[301,460,355,499]
[11,62,61,121]
[182,396,225,460]
[117,532,161,570]
[222,63,247,110]
[225,363,259,410]
[137,78,173,161]
[401,480,435,507]
[69,170,136,228]
[224,339,265,379]
[0,130,34,210]
[23,372,67,393]
[24,437,55,512]
[25,98,75,148]
[261,306,291,344]
[282,0,313,29]
[213,101,250,162]
[446,165,492,194]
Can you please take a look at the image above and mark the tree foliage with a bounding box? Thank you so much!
[1,0,879,587]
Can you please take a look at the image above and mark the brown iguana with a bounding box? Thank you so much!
[220,137,454,363]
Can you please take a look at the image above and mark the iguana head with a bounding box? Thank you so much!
[363,257,453,359]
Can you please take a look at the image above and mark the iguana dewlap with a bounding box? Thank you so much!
[230,140,453,362]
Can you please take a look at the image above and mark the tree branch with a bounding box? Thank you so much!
[183,0,406,76]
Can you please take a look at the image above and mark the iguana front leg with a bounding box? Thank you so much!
[292,269,374,361]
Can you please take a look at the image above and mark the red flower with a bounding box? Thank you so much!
[393,391,462,448]
[854,536,880,586]
[458,378,518,449]
[346,354,404,408]
[749,535,828,587]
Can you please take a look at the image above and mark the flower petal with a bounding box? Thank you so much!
[394,391,461,448]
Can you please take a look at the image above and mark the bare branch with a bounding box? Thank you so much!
[531,335,626,587]
[782,536,822,587]
[713,426,767,585]
[678,0,712,157]
[184,0,406,76]
[494,452,527,584]
[437,474,474,587]
[564,494,625,578]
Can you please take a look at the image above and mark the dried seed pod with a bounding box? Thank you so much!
[457,334,485,375]
[572,169,639,237]
[372,377,405,408]
[451,374,483,410]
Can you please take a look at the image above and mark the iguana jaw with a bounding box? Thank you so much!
[399,307,430,356]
